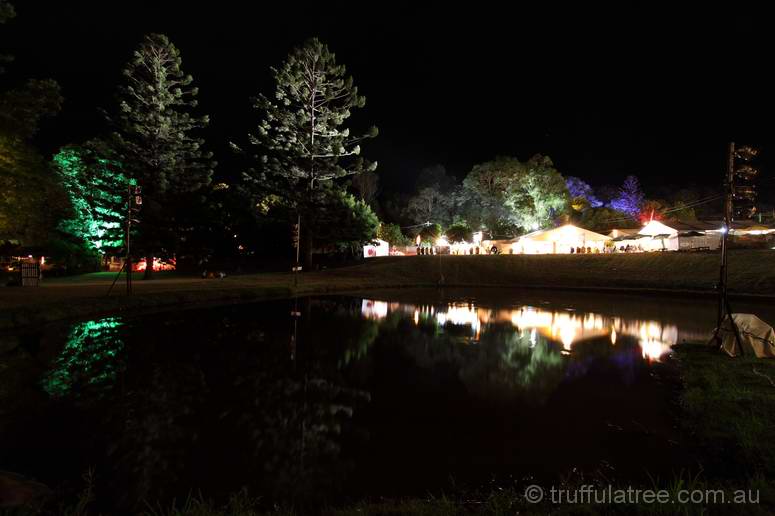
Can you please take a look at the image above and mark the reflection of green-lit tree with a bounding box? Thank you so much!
[389,321,565,404]
[42,316,125,399]
[339,319,380,367]
[459,329,564,403]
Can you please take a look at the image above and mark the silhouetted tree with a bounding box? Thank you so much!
[108,33,214,279]
[240,38,377,268]
[0,80,66,247]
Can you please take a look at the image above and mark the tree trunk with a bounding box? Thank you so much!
[144,253,154,280]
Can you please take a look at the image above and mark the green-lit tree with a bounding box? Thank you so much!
[239,37,377,267]
[418,222,442,244]
[504,154,570,231]
[461,155,569,235]
[445,221,473,243]
[312,190,379,255]
[377,222,411,247]
[53,144,128,260]
[108,33,214,279]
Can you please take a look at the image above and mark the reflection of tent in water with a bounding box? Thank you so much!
[362,300,678,361]
[512,224,611,254]
[717,314,775,358]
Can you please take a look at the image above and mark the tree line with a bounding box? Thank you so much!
[0,0,723,277]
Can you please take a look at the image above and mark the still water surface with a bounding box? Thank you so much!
[2,289,773,509]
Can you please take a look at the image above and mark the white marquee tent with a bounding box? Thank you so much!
[512,224,611,254]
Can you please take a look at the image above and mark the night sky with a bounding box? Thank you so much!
[2,2,773,196]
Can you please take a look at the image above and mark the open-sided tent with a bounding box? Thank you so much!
[513,224,611,254]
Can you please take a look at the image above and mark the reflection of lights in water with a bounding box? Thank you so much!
[360,299,678,361]
[636,322,674,361]
[361,299,388,320]
[640,338,669,361]
[436,304,481,339]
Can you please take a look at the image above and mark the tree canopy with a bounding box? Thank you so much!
[53,144,128,256]
[461,155,569,236]
[108,33,214,276]
[0,78,66,247]
[240,37,378,266]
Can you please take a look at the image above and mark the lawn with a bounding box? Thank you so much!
[673,343,775,481]
[44,271,185,284]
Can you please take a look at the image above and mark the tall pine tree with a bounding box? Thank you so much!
[239,37,377,267]
[109,33,214,278]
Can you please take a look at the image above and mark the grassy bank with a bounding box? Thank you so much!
[673,343,775,480]
[2,250,774,330]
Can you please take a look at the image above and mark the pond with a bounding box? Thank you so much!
[2,288,773,511]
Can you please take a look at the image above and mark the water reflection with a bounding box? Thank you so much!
[361,299,681,361]
[2,293,721,511]
[42,316,125,398]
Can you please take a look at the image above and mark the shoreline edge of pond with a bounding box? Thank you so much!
[2,250,775,331]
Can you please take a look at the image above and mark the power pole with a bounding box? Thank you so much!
[715,142,735,331]
[714,142,759,350]
[292,215,301,287]
[107,182,141,297]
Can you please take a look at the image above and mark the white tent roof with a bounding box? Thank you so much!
[519,224,611,243]
[638,220,678,237]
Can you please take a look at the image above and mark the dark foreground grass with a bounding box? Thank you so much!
[673,343,775,479]
[3,475,772,516]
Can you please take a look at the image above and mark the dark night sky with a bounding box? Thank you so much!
[2,1,774,197]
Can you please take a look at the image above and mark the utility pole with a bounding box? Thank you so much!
[292,215,301,287]
[714,142,759,350]
[107,182,141,297]
[126,184,133,294]
[715,142,735,331]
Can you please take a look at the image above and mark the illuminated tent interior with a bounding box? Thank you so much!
[512,224,611,254]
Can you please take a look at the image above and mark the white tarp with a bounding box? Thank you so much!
[717,314,775,358]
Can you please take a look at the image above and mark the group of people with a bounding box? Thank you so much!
[569,247,599,254]
[417,246,501,256]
